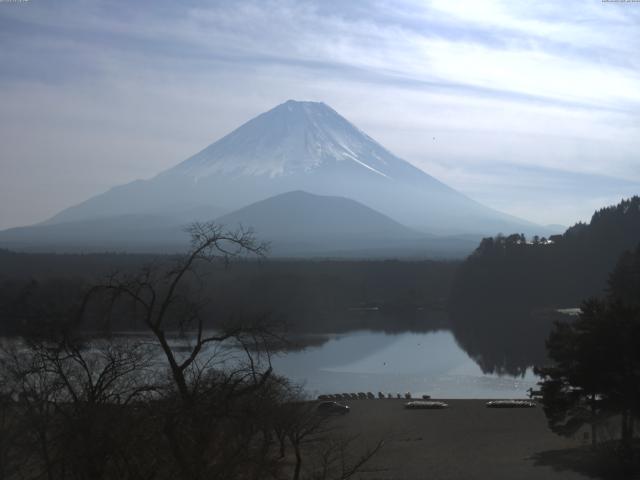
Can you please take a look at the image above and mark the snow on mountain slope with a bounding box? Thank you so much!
[44,100,539,236]
[173,100,396,179]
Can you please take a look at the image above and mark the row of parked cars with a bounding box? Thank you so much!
[316,397,537,414]
[317,392,431,401]
[403,400,536,409]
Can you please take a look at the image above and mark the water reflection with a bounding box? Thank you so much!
[272,330,538,399]
[449,307,558,376]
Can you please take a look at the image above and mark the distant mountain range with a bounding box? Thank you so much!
[0,100,549,257]
[0,191,477,257]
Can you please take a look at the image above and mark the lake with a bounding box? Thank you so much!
[271,330,538,399]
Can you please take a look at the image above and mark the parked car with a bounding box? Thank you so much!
[404,400,448,409]
[486,400,536,408]
[317,401,350,415]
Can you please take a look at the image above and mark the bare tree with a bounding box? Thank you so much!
[81,223,272,403]
[282,403,383,480]
[0,334,158,480]
[74,223,289,479]
[0,222,382,480]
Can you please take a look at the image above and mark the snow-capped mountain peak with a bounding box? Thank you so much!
[170,100,398,180]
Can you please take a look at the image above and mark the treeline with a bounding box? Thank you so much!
[449,196,640,375]
[453,196,640,310]
[0,250,457,335]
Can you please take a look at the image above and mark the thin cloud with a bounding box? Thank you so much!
[0,0,638,229]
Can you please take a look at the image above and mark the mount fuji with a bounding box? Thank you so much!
[1,100,541,255]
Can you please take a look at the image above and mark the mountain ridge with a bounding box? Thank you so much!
[0,190,480,257]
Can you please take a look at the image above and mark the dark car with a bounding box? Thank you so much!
[317,401,350,415]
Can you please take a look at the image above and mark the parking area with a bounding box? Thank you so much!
[324,399,592,480]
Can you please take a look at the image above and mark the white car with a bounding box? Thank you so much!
[486,400,536,408]
[404,401,448,409]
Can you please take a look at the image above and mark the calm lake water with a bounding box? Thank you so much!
[271,330,538,399]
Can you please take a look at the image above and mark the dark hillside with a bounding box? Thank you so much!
[449,196,640,375]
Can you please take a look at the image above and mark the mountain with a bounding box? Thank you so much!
[0,214,190,253]
[45,100,539,236]
[0,206,223,253]
[0,190,478,257]
[216,190,425,256]
[218,190,420,239]
[544,224,567,234]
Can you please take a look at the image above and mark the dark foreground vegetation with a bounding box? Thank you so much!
[535,244,640,474]
[0,224,382,480]
[450,196,640,375]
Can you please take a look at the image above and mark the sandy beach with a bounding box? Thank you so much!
[326,399,600,480]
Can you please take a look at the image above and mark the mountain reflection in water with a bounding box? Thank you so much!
[272,330,538,399]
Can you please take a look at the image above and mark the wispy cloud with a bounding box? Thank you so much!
[0,0,638,228]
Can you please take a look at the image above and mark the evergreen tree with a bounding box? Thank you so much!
[536,244,640,458]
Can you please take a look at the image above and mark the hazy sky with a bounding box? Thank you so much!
[1,0,639,230]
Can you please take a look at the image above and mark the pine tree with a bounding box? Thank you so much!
[536,244,640,457]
